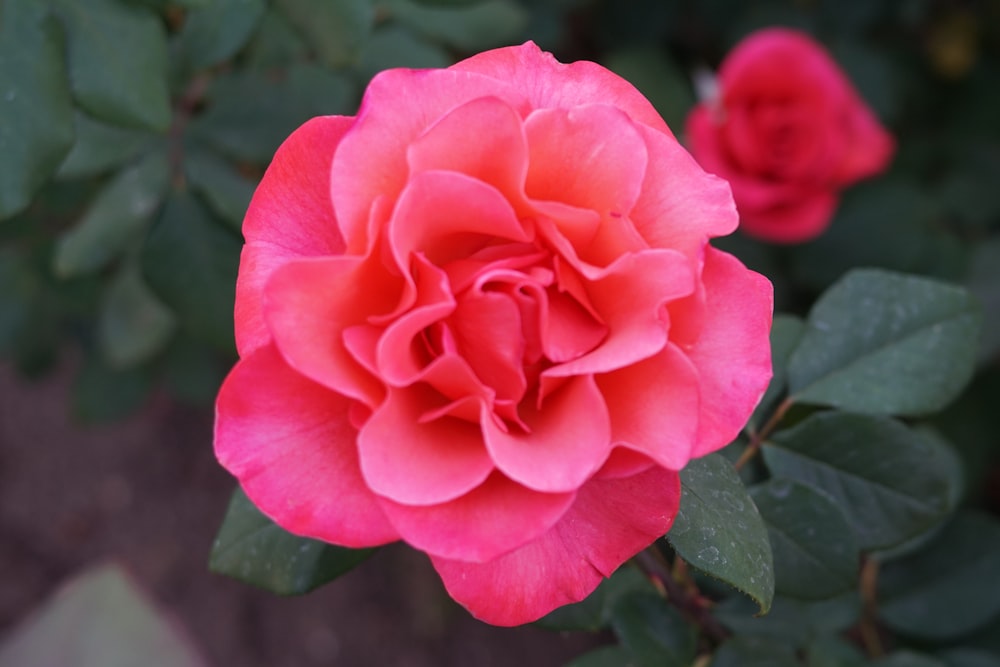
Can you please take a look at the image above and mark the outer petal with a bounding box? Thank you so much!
[379,472,575,563]
[597,343,700,470]
[739,191,839,244]
[834,103,895,183]
[357,387,494,506]
[686,247,773,457]
[631,123,738,260]
[482,374,612,493]
[452,41,671,135]
[265,256,398,407]
[431,466,681,626]
[214,344,398,547]
[331,68,530,254]
[236,116,352,355]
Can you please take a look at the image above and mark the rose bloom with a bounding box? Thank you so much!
[215,42,772,626]
[686,28,895,243]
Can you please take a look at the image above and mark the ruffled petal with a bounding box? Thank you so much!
[357,387,494,506]
[482,374,611,493]
[214,344,398,547]
[236,116,352,355]
[452,41,670,135]
[379,472,575,563]
[685,247,773,456]
[740,191,839,244]
[597,344,700,470]
[264,256,398,407]
[431,465,681,626]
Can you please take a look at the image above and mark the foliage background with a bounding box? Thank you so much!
[0,0,998,665]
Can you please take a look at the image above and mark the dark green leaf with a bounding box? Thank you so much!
[54,149,170,278]
[876,652,947,667]
[666,454,774,613]
[604,47,694,132]
[714,592,861,649]
[807,638,870,667]
[937,649,1000,667]
[175,0,266,70]
[763,412,957,550]
[387,0,528,51]
[209,487,374,595]
[161,333,231,405]
[275,0,374,68]
[609,592,696,667]
[190,64,354,164]
[565,646,640,667]
[54,0,171,131]
[879,513,1000,641]
[0,0,75,219]
[538,564,652,632]
[710,636,798,667]
[356,25,450,82]
[787,269,981,416]
[184,149,256,230]
[241,7,308,69]
[98,258,175,369]
[73,352,153,422]
[967,237,1000,361]
[57,112,152,180]
[750,479,858,600]
[751,314,805,428]
[141,192,240,352]
[0,564,208,667]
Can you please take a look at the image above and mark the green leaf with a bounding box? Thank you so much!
[876,652,948,667]
[54,0,171,131]
[0,0,75,219]
[387,0,529,51]
[98,258,175,369]
[141,192,240,352]
[174,0,266,70]
[609,592,697,667]
[879,513,1000,641]
[806,638,870,667]
[190,64,354,164]
[710,636,798,667]
[54,149,170,278]
[275,0,374,68]
[763,412,958,550]
[714,592,861,649]
[967,236,1000,360]
[184,149,256,230]
[565,646,640,667]
[538,564,653,632]
[241,7,309,69]
[666,454,774,613]
[57,112,152,180]
[209,487,374,595]
[0,564,208,667]
[751,314,805,428]
[787,269,981,416]
[750,479,858,600]
[73,352,153,422]
[161,333,230,405]
[937,648,1000,667]
[604,47,694,132]
[356,25,451,82]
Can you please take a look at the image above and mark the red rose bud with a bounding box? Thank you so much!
[214,42,773,626]
[686,28,895,243]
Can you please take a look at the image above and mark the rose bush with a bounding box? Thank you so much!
[686,28,895,243]
[214,41,773,626]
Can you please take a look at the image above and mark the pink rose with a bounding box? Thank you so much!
[686,28,895,243]
[214,42,773,626]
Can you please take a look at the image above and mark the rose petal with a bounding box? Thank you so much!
[379,472,575,563]
[431,465,681,626]
[452,41,671,135]
[686,247,773,457]
[215,344,398,547]
[357,387,494,506]
[236,116,352,355]
[631,123,738,261]
[265,256,397,406]
[597,343,700,470]
[449,290,527,402]
[407,95,530,209]
[835,104,895,183]
[331,68,530,254]
[482,374,611,493]
[740,192,839,244]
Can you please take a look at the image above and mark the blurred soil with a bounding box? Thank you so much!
[0,361,598,666]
